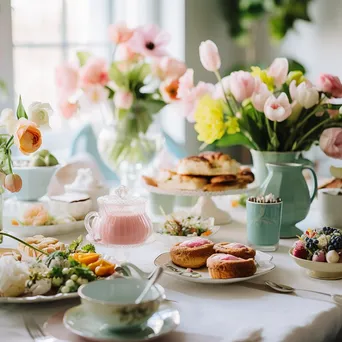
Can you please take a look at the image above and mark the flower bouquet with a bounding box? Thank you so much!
[0,97,50,241]
[56,23,186,174]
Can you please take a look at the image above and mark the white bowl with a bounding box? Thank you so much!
[153,222,220,248]
[289,248,342,279]
[13,165,59,201]
[318,188,342,228]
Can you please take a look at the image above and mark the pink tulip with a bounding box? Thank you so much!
[58,100,78,119]
[114,90,134,110]
[229,71,255,102]
[55,63,79,94]
[251,79,271,112]
[108,22,134,44]
[268,58,288,87]
[320,128,342,159]
[127,24,170,57]
[214,76,230,99]
[317,73,342,98]
[295,82,319,109]
[160,79,180,103]
[199,40,221,72]
[177,69,195,99]
[153,57,186,81]
[80,57,109,87]
[264,93,292,122]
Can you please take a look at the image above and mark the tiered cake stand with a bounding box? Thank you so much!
[144,183,259,225]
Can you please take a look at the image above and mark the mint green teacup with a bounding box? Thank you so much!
[78,278,165,331]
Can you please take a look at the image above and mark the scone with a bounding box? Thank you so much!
[18,235,65,258]
[236,168,255,184]
[170,238,214,268]
[207,253,256,279]
[158,174,208,191]
[214,242,256,259]
[203,182,245,192]
[177,152,240,176]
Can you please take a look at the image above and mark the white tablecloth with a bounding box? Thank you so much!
[1,197,342,342]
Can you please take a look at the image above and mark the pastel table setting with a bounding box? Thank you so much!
[1,194,342,342]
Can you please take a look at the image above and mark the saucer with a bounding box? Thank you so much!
[63,304,180,341]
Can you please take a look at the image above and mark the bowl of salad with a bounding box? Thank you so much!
[154,211,220,247]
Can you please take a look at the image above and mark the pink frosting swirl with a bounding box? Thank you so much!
[207,253,242,268]
[225,243,246,249]
[179,238,212,248]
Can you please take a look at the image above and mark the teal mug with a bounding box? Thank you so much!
[247,199,283,251]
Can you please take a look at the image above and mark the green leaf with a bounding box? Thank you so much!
[16,96,28,120]
[216,132,254,148]
[108,63,129,89]
[76,51,92,67]
[270,134,280,148]
[68,235,83,253]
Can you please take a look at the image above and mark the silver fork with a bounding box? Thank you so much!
[23,315,55,342]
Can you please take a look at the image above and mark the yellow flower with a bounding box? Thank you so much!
[251,66,274,91]
[226,117,240,134]
[286,71,305,85]
[194,95,226,144]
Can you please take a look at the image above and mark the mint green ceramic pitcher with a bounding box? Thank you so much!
[259,163,318,238]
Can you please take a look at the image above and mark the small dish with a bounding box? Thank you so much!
[6,220,85,237]
[154,251,275,284]
[153,223,220,248]
[63,304,180,342]
[289,248,342,279]
[318,188,342,228]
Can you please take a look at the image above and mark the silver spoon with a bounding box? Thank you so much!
[265,280,342,304]
[135,267,164,304]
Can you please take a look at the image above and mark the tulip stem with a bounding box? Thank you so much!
[294,118,331,150]
[214,71,235,116]
[265,118,274,145]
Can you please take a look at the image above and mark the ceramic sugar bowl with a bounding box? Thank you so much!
[64,168,109,211]
[85,186,153,246]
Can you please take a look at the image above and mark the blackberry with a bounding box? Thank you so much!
[329,235,342,250]
[322,227,337,235]
[305,238,319,251]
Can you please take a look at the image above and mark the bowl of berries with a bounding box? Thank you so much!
[290,227,342,280]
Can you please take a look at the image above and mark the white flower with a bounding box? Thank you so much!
[27,102,53,127]
[296,82,319,109]
[0,108,18,135]
[317,235,329,249]
[83,85,109,105]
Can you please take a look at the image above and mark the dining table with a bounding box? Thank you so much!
[1,195,342,342]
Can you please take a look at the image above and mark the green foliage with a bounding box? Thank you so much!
[109,62,129,89]
[76,51,92,67]
[216,132,254,149]
[81,243,96,253]
[219,0,313,44]
[16,96,28,120]
[68,235,83,253]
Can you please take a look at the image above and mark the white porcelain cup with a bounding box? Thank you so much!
[318,188,342,228]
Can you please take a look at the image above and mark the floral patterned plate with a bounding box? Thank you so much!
[63,304,180,341]
[154,251,275,284]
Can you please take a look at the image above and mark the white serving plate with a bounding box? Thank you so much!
[6,220,85,237]
[154,251,275,284]
[153,223,220,248]
[289,248,342,280]
[0,292,79,304]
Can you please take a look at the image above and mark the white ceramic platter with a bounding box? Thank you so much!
[6,220,85,237]
[0,292,79,304]
[144,182,259,197]
[154,251,275,284]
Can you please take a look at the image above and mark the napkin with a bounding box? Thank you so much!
[47,153,106,196]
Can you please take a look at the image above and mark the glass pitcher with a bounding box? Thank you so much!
[85,185,153,246]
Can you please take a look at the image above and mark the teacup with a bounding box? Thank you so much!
[318,188,342,228]
[78,278,165,330]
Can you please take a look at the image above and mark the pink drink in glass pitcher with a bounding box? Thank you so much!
[85,186,152,245]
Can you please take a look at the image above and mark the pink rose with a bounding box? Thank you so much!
[264,93,292,122]
[80,57,109,87]
[199,40,221,72]
[108,22,134,44]
[268,58,288,87]
[55,63,79,94]
[317,73,342,98]
[160,79,180,103]
[251,79,271,111]
[114,90,134,110]
[229,71,255,102]
[153,57,186,81]
[320,128,342,159]
[127,24,170,57]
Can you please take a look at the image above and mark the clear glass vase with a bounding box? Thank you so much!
[97,102,164,188]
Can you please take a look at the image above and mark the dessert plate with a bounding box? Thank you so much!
[6,220,85,237]
[154,251,275,284]
[0,292,79,304]
[63,304,180,341]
